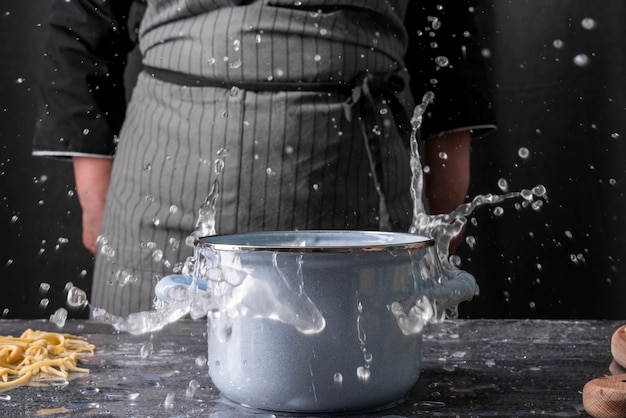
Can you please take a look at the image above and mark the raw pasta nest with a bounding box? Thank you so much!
[0,329,95,390]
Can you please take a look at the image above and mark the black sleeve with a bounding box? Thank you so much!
[32,0,139,157]
[405,0,496,140]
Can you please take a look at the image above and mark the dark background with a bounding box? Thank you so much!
[1,1,625,319]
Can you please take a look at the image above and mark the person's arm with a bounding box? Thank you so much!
[404,0,495,211]
[423,130,471,215]
[73,157,113,255]
[33,0,139,252]
[33,0,136,158]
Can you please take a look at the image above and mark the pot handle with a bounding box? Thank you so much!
[424,269,479,315]
[154,274,208,303]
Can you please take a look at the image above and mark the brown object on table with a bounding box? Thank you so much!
[583,374,626,418]
[611,325,626,370]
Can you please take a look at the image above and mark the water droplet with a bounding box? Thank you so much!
[229,86,239,97]
[82,128,90,135]
[581,17,596,30]
[39,298,50,310]
[145,194,155,202]
[195,355,207,367]
[229,59,242,69]
[428,16,441,30]
[573,53,589,67]
[435,56,449,67]
[39,282,51,295]
[333,372,343,384]
[207,57,216,65]
[531,200,544,210]
[232,39,241,51]
[465,235,477,249]
[164,392,175,409]
[356,366,371,382]
[255,34,262,43]
[64,282,74,293]
[520,189,533,200]
[314,54,322,62]
[216,148,230,157]
[214,159,225,174]
[80,387,100,396]
[67,286,88,308]
[518,147,530,159]
[609,178,617,186]
[168,238,180,250]
[438,151,448,160]
[140,341,154,358]
[610,132,620,139]
[152,217,160,226]
[100,245,116,258]
[493,206,504,216]
[481,48,491,58]
[553,39,564,48]
[532,185,547,197]
[497,178,509,192]
[50,307,68,328]
[152,249,163,262]
[185,379,200,399]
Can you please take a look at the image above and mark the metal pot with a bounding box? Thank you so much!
[155,230,478,413]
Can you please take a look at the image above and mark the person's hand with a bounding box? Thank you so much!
[72,157,113,255]
[424,130,472,254]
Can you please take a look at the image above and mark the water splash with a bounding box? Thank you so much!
[198,249,326,342]
[408,92,546,271]
[82,92,545,340]
[385,92,547,330]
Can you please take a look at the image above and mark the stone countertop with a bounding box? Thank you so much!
[0,318,620,417]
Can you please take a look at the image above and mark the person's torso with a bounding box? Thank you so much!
[139,0,409,83]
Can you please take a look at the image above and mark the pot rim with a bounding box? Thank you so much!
[195,230,434,253]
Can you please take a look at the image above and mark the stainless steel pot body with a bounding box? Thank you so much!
[197,231,437,413]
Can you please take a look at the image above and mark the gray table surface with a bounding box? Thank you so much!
[0,318,621,417]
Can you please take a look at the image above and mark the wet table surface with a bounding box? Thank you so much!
[0,318,621,417]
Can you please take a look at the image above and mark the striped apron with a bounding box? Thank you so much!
[92,0,416,315]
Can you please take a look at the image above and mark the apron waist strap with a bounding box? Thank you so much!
[144,66,352,93]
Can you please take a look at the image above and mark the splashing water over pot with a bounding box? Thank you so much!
[86,91,546,413]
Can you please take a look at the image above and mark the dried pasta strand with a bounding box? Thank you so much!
[0,329,95,391]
